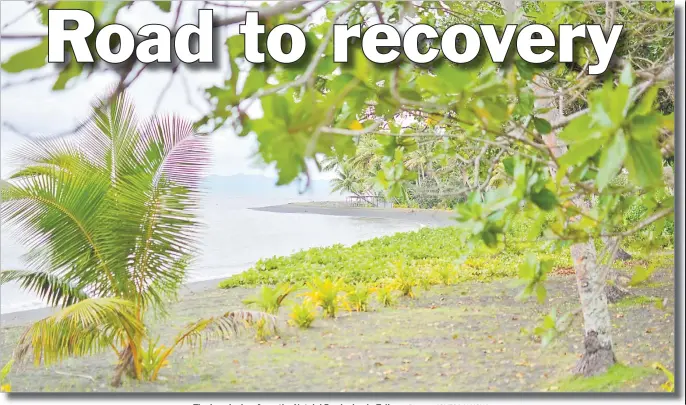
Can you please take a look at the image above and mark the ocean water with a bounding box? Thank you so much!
[0,193,423,314]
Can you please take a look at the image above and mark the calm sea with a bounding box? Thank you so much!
[1,193,423,314]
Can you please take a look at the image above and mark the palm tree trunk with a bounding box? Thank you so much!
[111,346,134,387]
[111,340,142,386]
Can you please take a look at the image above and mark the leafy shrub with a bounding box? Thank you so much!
[242,283,295,314]
[289,301,317,329]
[302,277,346,318]
[344,284,375,312]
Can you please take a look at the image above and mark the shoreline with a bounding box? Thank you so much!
[252,202,456,227]
[2,202,453,326]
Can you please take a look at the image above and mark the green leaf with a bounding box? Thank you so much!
[434,62,472,93]
[535,283,547,304]
[515,90,535,117]
[1,39,48,73]
[624,138,662,187]
[632,87,658,116]
[1,359,13,387]
[630,114,660,142]
[52,61,83,90]
[518,259,535,280]
[629,265,657,286]
[515,59,534,80]
[153,1,172,12]
[502,157,515,176]
[558,137,603,167]
[481,230,497,248]
[530,188,558,211]
[596,131,627,190]
[619,63,633,87]
[240,68,266,97]
[533,118,552,135]
[558,115,593,143]
[655,1,671,13]
[543,314,556,329]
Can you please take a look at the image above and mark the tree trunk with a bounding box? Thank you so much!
[111,344,138,387]
[532,75,617,376]
[570,238,617,375]
[503,0,617,375]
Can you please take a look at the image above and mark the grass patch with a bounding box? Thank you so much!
[612,295,660,308]
[218,227,571,288]
[552,364,656,392]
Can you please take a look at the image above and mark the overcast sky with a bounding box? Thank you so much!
[0,1,333,180]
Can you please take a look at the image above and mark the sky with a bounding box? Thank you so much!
[0,1,334,181]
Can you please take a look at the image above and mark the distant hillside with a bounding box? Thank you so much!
[0,175,338,201]
[203,174,333,197]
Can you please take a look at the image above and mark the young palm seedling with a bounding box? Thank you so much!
[302,277,346,318]
[243,283,296,314]
[289,301,317,329]
[140,337,169,381]
[390,261,419,298]
[344,284,375,312]
[376,285,398,308]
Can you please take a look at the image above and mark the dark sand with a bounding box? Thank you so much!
[252,202,457,227]
[1,270,674,392]
[0,203,675,392]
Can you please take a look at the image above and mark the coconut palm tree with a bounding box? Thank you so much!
[0,93,274,386]
[329,162,367,196]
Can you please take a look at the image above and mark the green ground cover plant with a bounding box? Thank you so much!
[219,225,564,289]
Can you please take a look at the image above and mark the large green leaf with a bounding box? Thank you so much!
[624,138,663,188]
[596,131,628,190]
[531,188,558,211]
[1,39,48,73]
[558,137,603,167]
[153,1,172,12]
[558,115,594,143]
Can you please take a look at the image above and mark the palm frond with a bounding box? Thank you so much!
[171,310,276,350]
[13,298,145,367]
[101,114,208,310]
[0,270,89,308]
[136,115,210,189]
[1,169,120,295]
[7,137,85,180]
